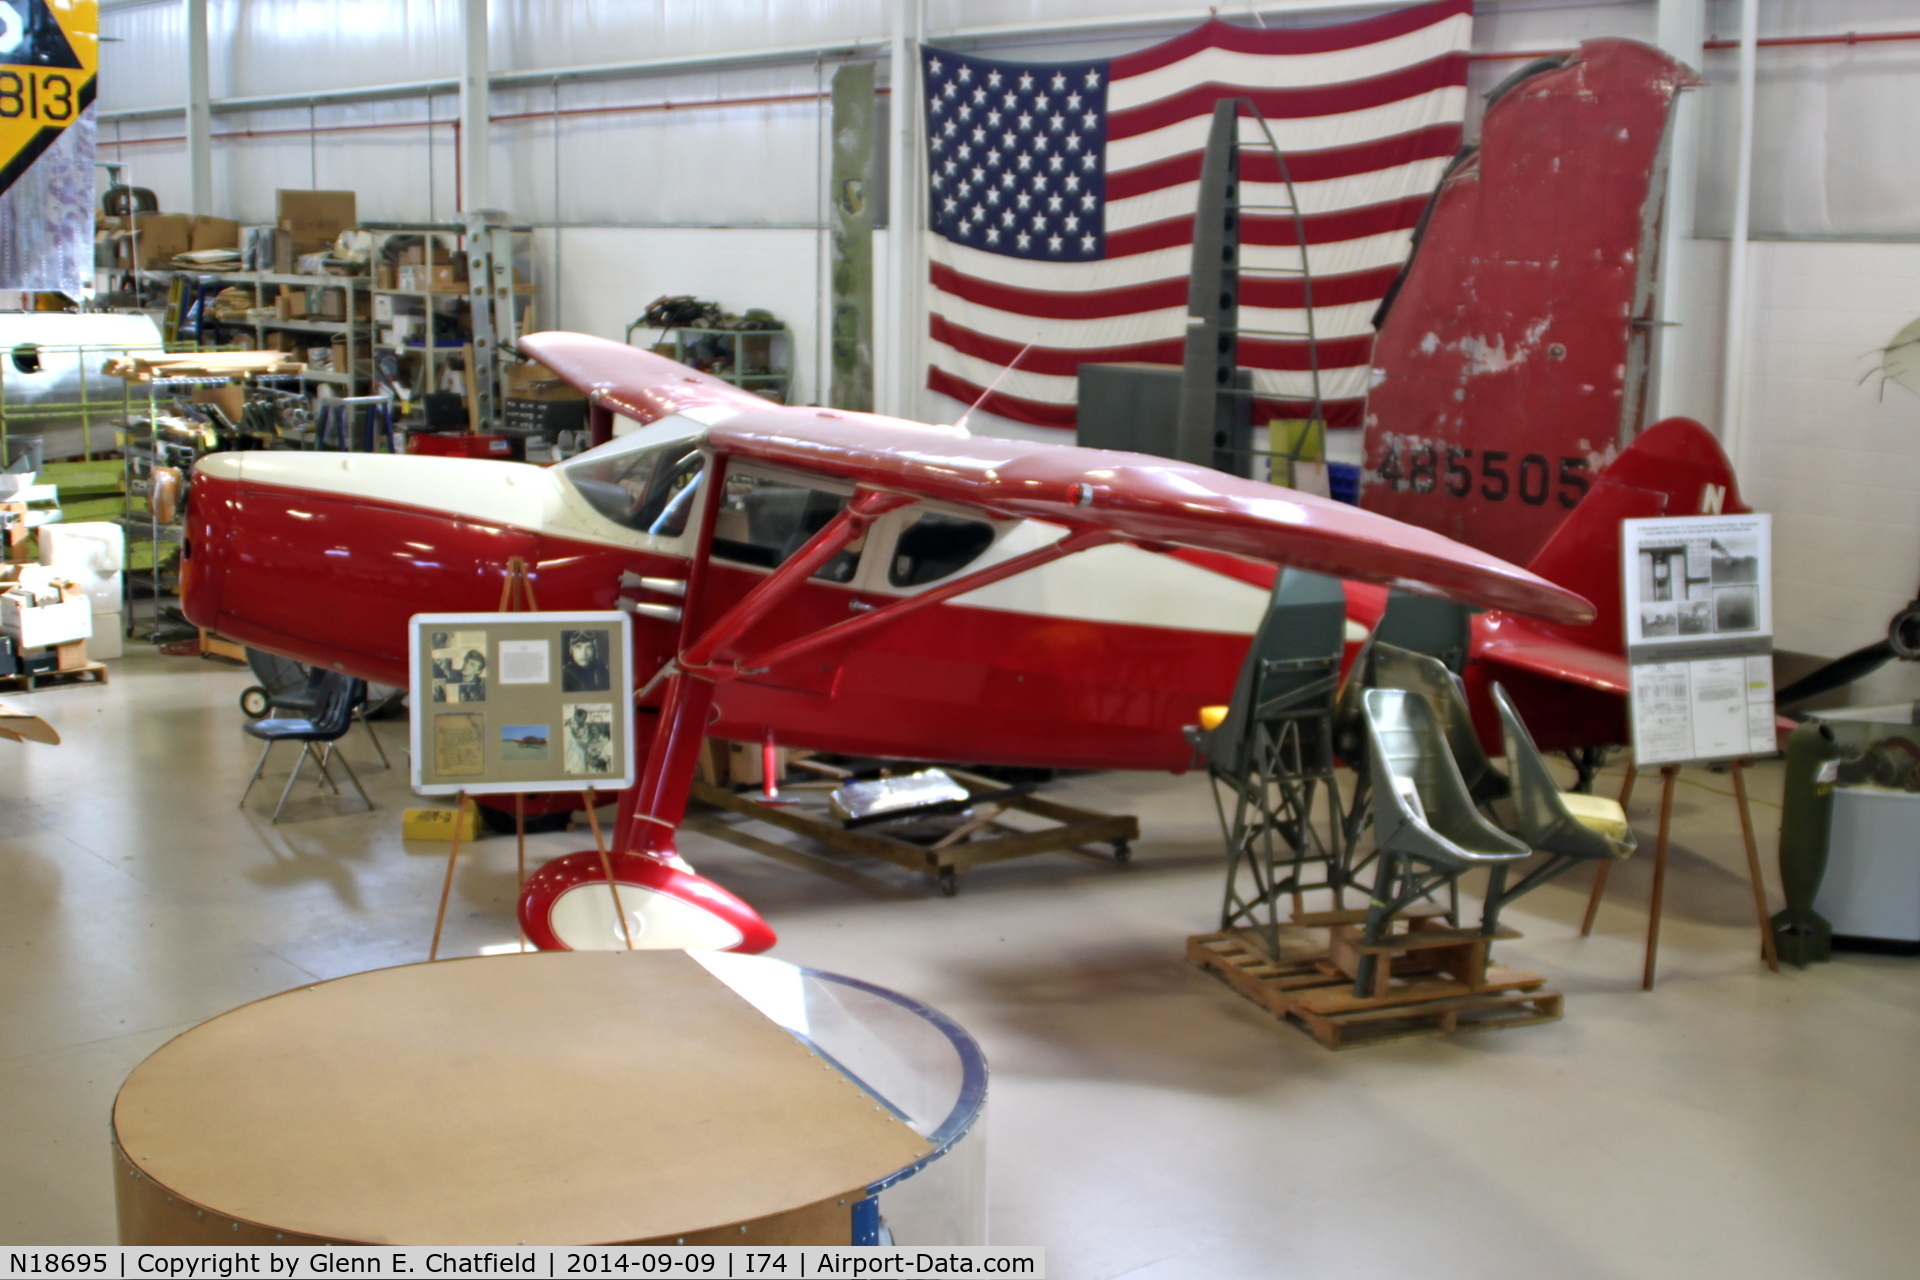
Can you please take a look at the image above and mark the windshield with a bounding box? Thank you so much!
[560,423,706,537]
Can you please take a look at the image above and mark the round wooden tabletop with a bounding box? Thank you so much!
[112,950,931,1245]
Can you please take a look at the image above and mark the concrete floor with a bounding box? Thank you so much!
[3,650,1917,1277]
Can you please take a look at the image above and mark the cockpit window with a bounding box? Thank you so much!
[561,439,705,537]
[889,511,997,587]
[711,472,858,580]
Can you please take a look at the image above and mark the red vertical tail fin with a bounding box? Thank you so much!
[1524,417,1746,652]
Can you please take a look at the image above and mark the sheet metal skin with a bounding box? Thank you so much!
[527,332,1591,626]
[182,470,1255,774]
[1359,39,1699,567]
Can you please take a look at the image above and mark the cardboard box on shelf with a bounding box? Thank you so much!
[275,189,357,254]
[398,243,453,267]
[2,592,92,649]
[375,262,396,290]
[275,289,308,319]
[331,338,349,372]
[191,383,247,425]
[397,264,463,293]
[126,213,192,267]
[505,362,587,402]
[372,294,396,322]
[189,216,240,251]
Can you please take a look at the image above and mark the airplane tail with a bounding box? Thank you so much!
[1524,417,1747,651]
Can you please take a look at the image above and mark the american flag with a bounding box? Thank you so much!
[922,0,1472,430]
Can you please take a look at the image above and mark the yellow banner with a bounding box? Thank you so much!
[0,0,95,197]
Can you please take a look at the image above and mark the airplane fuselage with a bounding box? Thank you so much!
[184,444,1271,773]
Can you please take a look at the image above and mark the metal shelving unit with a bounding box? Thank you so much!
[137,268,372,395]
[668,327,792,403]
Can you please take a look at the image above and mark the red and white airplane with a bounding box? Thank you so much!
[183,333,1591,952]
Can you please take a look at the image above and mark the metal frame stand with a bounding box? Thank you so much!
[1210,667,1348,959]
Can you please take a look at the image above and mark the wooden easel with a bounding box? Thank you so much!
[1581,756,1779,989]
[429,557,633,959]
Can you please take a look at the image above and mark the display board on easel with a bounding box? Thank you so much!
[1622,514,1776,765]
[1606,513,1780,988]
[407,610,635,796]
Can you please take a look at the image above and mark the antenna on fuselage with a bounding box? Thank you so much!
[953,339,1038,434]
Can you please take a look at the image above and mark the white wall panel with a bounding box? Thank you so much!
[544,226,826,408]
[209,100,455,225]
[1686,241,1920,677]
[492,0,888,74]
[222,0,458,100]
[489,66,839,227]
[100,0,185,111]
[1693,0,1920,237]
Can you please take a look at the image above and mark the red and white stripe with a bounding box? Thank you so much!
[925,0,1472,430]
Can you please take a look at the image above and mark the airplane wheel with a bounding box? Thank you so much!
[518,850,776,953]
[1112,840,1132,863]
[239,686,270,718]
[937,868,958,897]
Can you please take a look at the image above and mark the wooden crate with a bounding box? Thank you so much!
[1189,920,1562,1050]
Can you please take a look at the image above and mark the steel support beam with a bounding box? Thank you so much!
[884,0,922,420]
[1652,0,1705,423]
[459,0,491,212]
[1719,0,1759,468]
[184,0,212,214]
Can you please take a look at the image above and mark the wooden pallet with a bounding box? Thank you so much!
[691,767,1137,895]
[0,661,109,693]
[1189,927,1562,1050]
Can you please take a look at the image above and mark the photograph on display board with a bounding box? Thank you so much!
[434,713,486,776]
[563,703,614,774]
[500,724,550,762]
[560,629,611,692]
[430,629,489,702]
[1624,518,1771,650]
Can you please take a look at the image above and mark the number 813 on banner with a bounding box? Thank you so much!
[0,69,79,122]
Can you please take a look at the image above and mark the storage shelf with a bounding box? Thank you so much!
[256,319,350,335]
[138,269,369,288]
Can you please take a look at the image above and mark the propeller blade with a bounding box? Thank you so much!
[1777,640,1897,707]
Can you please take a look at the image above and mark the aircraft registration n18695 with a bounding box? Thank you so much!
[182,334,1591,952]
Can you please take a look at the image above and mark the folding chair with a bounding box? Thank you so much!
[238,672,374,823]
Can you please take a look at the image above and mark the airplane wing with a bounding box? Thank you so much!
[1477,633,1630,695]
[521,332,1594,626]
